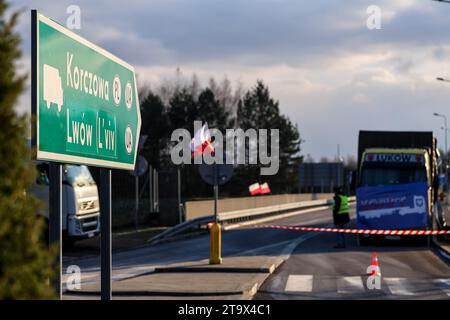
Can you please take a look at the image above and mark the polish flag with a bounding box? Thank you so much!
[249,183,261,195]
[191,123,215,158]
[260,182,271,194]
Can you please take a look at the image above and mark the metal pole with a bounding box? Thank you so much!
[135,175,139,231]
[445,116,449,198]
[210,162,222,265]
[443,115,448,162]
[31,10,37,149]
[435,113,449,194]
[49,163,62,299]
[214,184,218,223]
[149,166,153,212]
[153,168,156,212]
[214,163,218,222]
[100,169,112,300]
[33,10,62,295]
[177,167,182,224]
[154,169,159,212]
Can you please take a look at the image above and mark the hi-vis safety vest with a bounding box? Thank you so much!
[333,195,349,215]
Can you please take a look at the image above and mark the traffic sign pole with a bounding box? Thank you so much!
[100,169,112,300]
[33,10,62,299]
[214,163,218,223]
[178,167,182,224]
[49,163,62,298]
[209,162,222,264]
[214,184,219,223]
[135,175,139,231]
[31,10,37,149]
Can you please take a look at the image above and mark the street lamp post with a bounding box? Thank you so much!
[434,77,450,184]
[433,112,448,162]
[433,112,448,195]
[441,126,450,134]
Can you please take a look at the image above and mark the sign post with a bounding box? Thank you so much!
[49,163,62,298]
[31,10,141,300]
[100,169,112,300]
[198,162,233,264]
[213,164,219,223]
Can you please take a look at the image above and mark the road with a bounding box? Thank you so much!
[62,206,333,286]
[63,206,450,299]
[255,208,450,300]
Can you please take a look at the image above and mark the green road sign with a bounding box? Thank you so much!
[32,12,141,170]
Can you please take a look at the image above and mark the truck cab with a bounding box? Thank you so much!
[357,149,433,230]
[31,162,101,245]
[356,131,442,237]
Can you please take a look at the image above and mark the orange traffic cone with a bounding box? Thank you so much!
[367,252,381,276]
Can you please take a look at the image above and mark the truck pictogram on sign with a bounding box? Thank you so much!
[43,64,64,112]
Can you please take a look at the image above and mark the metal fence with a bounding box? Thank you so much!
[90,164,183,230]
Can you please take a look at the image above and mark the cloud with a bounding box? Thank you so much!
[10,0,450,159]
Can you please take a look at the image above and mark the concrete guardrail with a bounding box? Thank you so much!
[218,196,356,223]
[149,196,356,244]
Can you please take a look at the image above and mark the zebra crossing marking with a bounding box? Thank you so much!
[337,276,365,294]
[285,275,313,292]
[378,277,415,296]
[283,274,450,297]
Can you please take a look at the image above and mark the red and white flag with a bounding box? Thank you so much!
[191,123,215,158]
[260,182,271,194]
[249,182,261,195]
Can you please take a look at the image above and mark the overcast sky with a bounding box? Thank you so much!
[11,0,450,160]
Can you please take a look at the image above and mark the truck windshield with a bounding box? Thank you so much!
[360,166,427,187]
[64,165,95,187]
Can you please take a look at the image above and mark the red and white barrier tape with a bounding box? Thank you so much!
[254,224,450,236]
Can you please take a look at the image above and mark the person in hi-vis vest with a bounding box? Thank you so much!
[332,187,350,248]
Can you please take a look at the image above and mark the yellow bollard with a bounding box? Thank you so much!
[209,222,222,264]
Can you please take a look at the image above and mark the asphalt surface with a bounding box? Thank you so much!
[255,208,450,300]
[63,205,450,299]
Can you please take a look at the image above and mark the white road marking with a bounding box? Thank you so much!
[237,225,327,260]
[285,275,313,292]
[337,276,365,294]
[385,278,415,296]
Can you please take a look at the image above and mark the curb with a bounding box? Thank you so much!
[63,275,269,299]
[115,258,282,282]
[63,289,244,297]
[152,264,277,274]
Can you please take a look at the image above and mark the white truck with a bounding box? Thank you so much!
[31,162,101,245]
